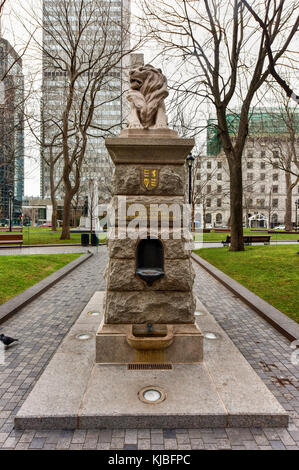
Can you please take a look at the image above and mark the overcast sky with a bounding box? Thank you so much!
[1,0,156,197]
[1,0,298,197]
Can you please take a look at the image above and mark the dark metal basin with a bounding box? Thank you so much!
[136,267,164,286]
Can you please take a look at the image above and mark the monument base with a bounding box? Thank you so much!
[95,321,203,364]
[14,292,288,430]
[119,128,178,138]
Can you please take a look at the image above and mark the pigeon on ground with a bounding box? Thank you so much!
[0,334,18,348]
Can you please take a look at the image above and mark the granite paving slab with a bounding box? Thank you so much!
[15,293,288,429]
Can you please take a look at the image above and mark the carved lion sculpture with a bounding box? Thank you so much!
[127,64,169,129]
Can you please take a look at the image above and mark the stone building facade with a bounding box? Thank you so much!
[195,113,299,228]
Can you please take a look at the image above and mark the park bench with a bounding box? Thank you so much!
[0,227,23,232]
[222,235,271,247]
[0,234,23,246]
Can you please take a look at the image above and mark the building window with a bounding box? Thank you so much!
[247,152,253,158]
[247,162,253,169]
[205,213,211,224]
[217,185,222,193]
[206,185,211,194]
[273,173,278,181]
[272,185,278,193]
[217,199,222,208]
[217,161,222,169]
[207,173,211,180]
[271,213,278,225]
[261,162,265,169]
[207,161,211,169]
[197,172,201,180]
[261,151,265,158]
[248,199,253,206]
[273,150,279,158]
[260,173,265,180]
[273,199,278,208]
[216,213,222,224]
[247,173,253,180]
[257,199,265,208]
[217,173,222,181]
[206,198,211,208]
[260,185,265,193]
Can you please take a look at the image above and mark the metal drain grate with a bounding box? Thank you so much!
[128,363,173,370]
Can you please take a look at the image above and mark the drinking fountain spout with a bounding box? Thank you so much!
[136,237,164,286]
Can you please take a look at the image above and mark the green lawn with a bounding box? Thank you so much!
[0,253,82,304]
[1,227,296,245]
[194,244,299,322]
[194,228,299,242]
[0,227,107,245]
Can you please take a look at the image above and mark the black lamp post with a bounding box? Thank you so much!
[295,199,299,230]
[186,152,195,205]
[8,190,13,233]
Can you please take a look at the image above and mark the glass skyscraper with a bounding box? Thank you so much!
[0,37,24,221]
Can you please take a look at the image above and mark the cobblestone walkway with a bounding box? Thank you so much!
[0,248,298,450]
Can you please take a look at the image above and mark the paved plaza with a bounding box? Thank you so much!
[0,246,298,450]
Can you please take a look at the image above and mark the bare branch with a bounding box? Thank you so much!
[241,0,299,104]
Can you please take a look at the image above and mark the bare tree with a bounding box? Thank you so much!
[241,0,299,104]
[42,136,63,231]
[190,153,230,230]
[0,0,7,16]
[71,190,83,228]
[257,90,299,230]
[267,189,274,229]
[24,98,64,231]
[142,0,298,250]
[20,0,142,239]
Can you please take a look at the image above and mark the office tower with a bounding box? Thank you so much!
[0,36,24,221]
[40,0,131,206]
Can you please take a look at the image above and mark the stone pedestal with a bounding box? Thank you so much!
[96,321,203,364]
[96,129,203,363]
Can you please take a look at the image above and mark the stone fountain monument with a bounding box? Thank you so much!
[96,63,203,364]
[15,62,288,430]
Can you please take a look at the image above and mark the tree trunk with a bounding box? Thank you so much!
[60,193,72,239]
[228,157,244,251]
[49,157,58,231]
[51,197,57,231]
[284,171,293,231]
[73,209,78,228]
[244,209,249,229]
